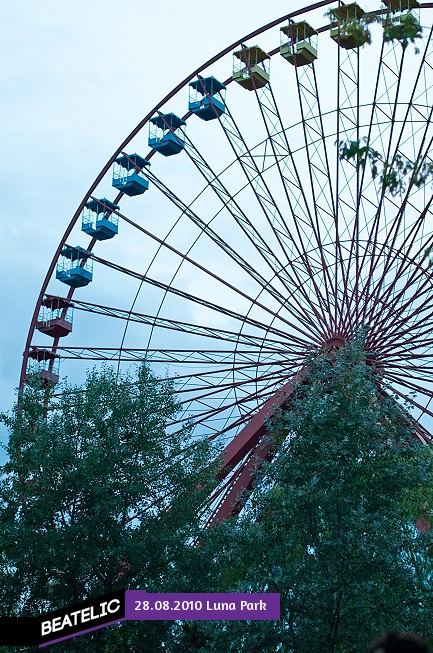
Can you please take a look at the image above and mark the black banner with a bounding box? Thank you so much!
[0,617,39,646]
[0,590,126,647]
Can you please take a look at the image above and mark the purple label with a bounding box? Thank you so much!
[126,592,280,621]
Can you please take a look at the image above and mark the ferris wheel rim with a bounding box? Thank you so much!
[21,1,433,522]
[20,0,397,392]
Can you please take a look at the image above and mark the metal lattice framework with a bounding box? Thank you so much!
[22,0,433,523]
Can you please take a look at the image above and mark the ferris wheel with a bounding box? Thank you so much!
[22,0,433,523]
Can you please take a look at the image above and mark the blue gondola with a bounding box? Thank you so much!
[188,76,226,121]
[148,113,186,156]
[112,153,150,196]
[56,246,93,288]
[82,198,119,240]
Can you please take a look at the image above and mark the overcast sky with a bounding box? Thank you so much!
[0,0,385,448]
[0,0,300,415]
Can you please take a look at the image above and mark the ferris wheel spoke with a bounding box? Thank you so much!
[366,262,427,334]
[412,421,433,444]
[359,216,433,334]
[348,46,408,322]
[168,378,286,436]
[303,64,337,217]
[86,246,325,345]
[379,183,433,274]
[366,173,433,286]
[380,383,433,445]
[346,48,409,329]
[385,361,433,379]
[239,83,309,255]
[344,38,386,299]
[358,200,433,334]
[174,365,293,400]
[23,3,433,527]
[97,199,300,324]
[361,150,433,323]
[160,126,331,337]
[185,382,286,444]
[173,371,295,447]
[136,169,330,344]
[343,65,388,329]
[256,69,334,328]
[147,157,291,296]
[217,98,295,262]
[378,346,433,368]
[70,297,290,349]
[374,317,433,358]
[382,368,433,403]
[51,347,293,366]
[355,34,433,325]
[180,126,291,273]
[212,94,336,332]
[209,408,258,441]
[369,295,433,355]
[124,438,228,526]
[256,74,336,243]
[335,47,363,331]
[173,369,293,421]
[365,249,433,348]
[145,167,298,311]
[382,348,433,362]
[160,355,303,393]
[383,371,433,409]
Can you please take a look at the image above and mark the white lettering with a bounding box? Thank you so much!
[99,601,108,617]
[52,616,62,632]
[107,599,120,614]
[206,600,236,610]
[60,614,72,629]
[41,621,51,636]
[240,600,267,611]
[40,597,122,638]
[70,610,81,626]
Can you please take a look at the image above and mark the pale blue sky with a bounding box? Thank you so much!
[0,0,408,449]
[0,0,302,419]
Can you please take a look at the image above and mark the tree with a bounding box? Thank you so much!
[0,365,217,652]
[184,340,433,652]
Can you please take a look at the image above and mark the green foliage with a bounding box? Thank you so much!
[337,137,433,197]
[180,341,433,652]
[337,137,382,178]
[326,9,372,48]
[336,18,372,47]
[383,12,422,49]
[424,244,433,269]
[0,365,218,652]
[381,152,415,195]
[326,7,422,50]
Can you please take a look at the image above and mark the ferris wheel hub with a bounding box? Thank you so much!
[324,336,347,350]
